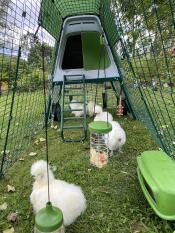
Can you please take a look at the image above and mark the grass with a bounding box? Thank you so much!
[0,90,45,173]
[0,85,117,173]
[141,89,175,155]
[125,84,175,156]
[1,114,175,233]
[0,86,175,232]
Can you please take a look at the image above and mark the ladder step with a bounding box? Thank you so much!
[63,125,84,129]
[60,74,86,142]
[62,138,85,142]
[65,87,83,90]
[65,101,84,105]
[64,80,84,84]
[64,117,84,120]
[64,109,84,112]
[64,94,84,97]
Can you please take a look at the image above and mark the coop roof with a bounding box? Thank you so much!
[39,0,118,46]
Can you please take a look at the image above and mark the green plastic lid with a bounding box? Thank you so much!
[88,121,112,134]
[35,202,63,232]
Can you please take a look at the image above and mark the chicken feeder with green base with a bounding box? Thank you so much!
[137,150,175,220]
[34,202,64,233]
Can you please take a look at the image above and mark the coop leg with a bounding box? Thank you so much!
[102,92,107,110]
[44,92,52,128]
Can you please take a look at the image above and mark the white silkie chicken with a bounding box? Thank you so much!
[94,105,113,123]
[69,99,84,117]
[87,101,102,117]
[87,100,95,117]
[30,160,86,226]
[104,121,126,155]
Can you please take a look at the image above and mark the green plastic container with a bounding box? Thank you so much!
[88,121,112,134]
[137,150,175,220]
[34,202,64,233]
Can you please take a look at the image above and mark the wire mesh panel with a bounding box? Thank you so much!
[86,82,118,110]
[111,0,175,157]
[1,0,175,174]
[57,82,119,110]
[40,0,101,39]
[90,133,109,168]
[0,0,55,174]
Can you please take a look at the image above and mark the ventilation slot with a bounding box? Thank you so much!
[69,22,81,26]
[83,22,95,24]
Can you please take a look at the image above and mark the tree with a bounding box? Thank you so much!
[0,0,11,29]
[111,0,175,85]
[28,41,53,69]
[111,0,174,56]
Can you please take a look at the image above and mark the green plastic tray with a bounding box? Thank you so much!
[137,150,175,220]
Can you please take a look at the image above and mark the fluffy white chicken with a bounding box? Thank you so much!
[104,121,126,155]
[87,101,102,117]
[94,104,103,115]
[87,101,95,117]
[30,160,86,226]
[69,99,84,117]
[94,110,113,122]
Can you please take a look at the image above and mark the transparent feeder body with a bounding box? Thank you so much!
[90,132,109,168]
[34,226,65,233]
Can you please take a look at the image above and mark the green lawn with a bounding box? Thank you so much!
[125,84,175,156]
[0,90,45,173]
[0,87,175,233]
[1,114,175,233]
[0,85,118,173]
[142,89,175,155]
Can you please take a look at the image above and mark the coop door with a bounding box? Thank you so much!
[82,32,110,70]
[61,32,110,70]
[62,34,83,69]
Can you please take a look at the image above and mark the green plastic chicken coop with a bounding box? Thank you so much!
[0,0,175,222]
[138,150,175,220]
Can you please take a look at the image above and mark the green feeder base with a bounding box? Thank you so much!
[137,150,175,220]
[88,121,112,134]
[35,202,64,232]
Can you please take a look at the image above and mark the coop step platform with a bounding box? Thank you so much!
[64,93,84,97]
[64,117,83,120]
[63,125,83,129]
[64,87,83,90]
[65,101,84,105]
[137,150,175,220]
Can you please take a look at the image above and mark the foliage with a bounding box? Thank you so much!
[112,0,175,56]
[131,55,175,84]
[17,68,43,92]
[28,42,53,69]
[111,0,175,85]
[0,40,53,90]
[0,55,27,86]
[0,0,11,29]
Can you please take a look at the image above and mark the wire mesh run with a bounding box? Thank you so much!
[111,0,175,157]
[0,0,55,175]
[1,0,175,175]
[58,82,119,110]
